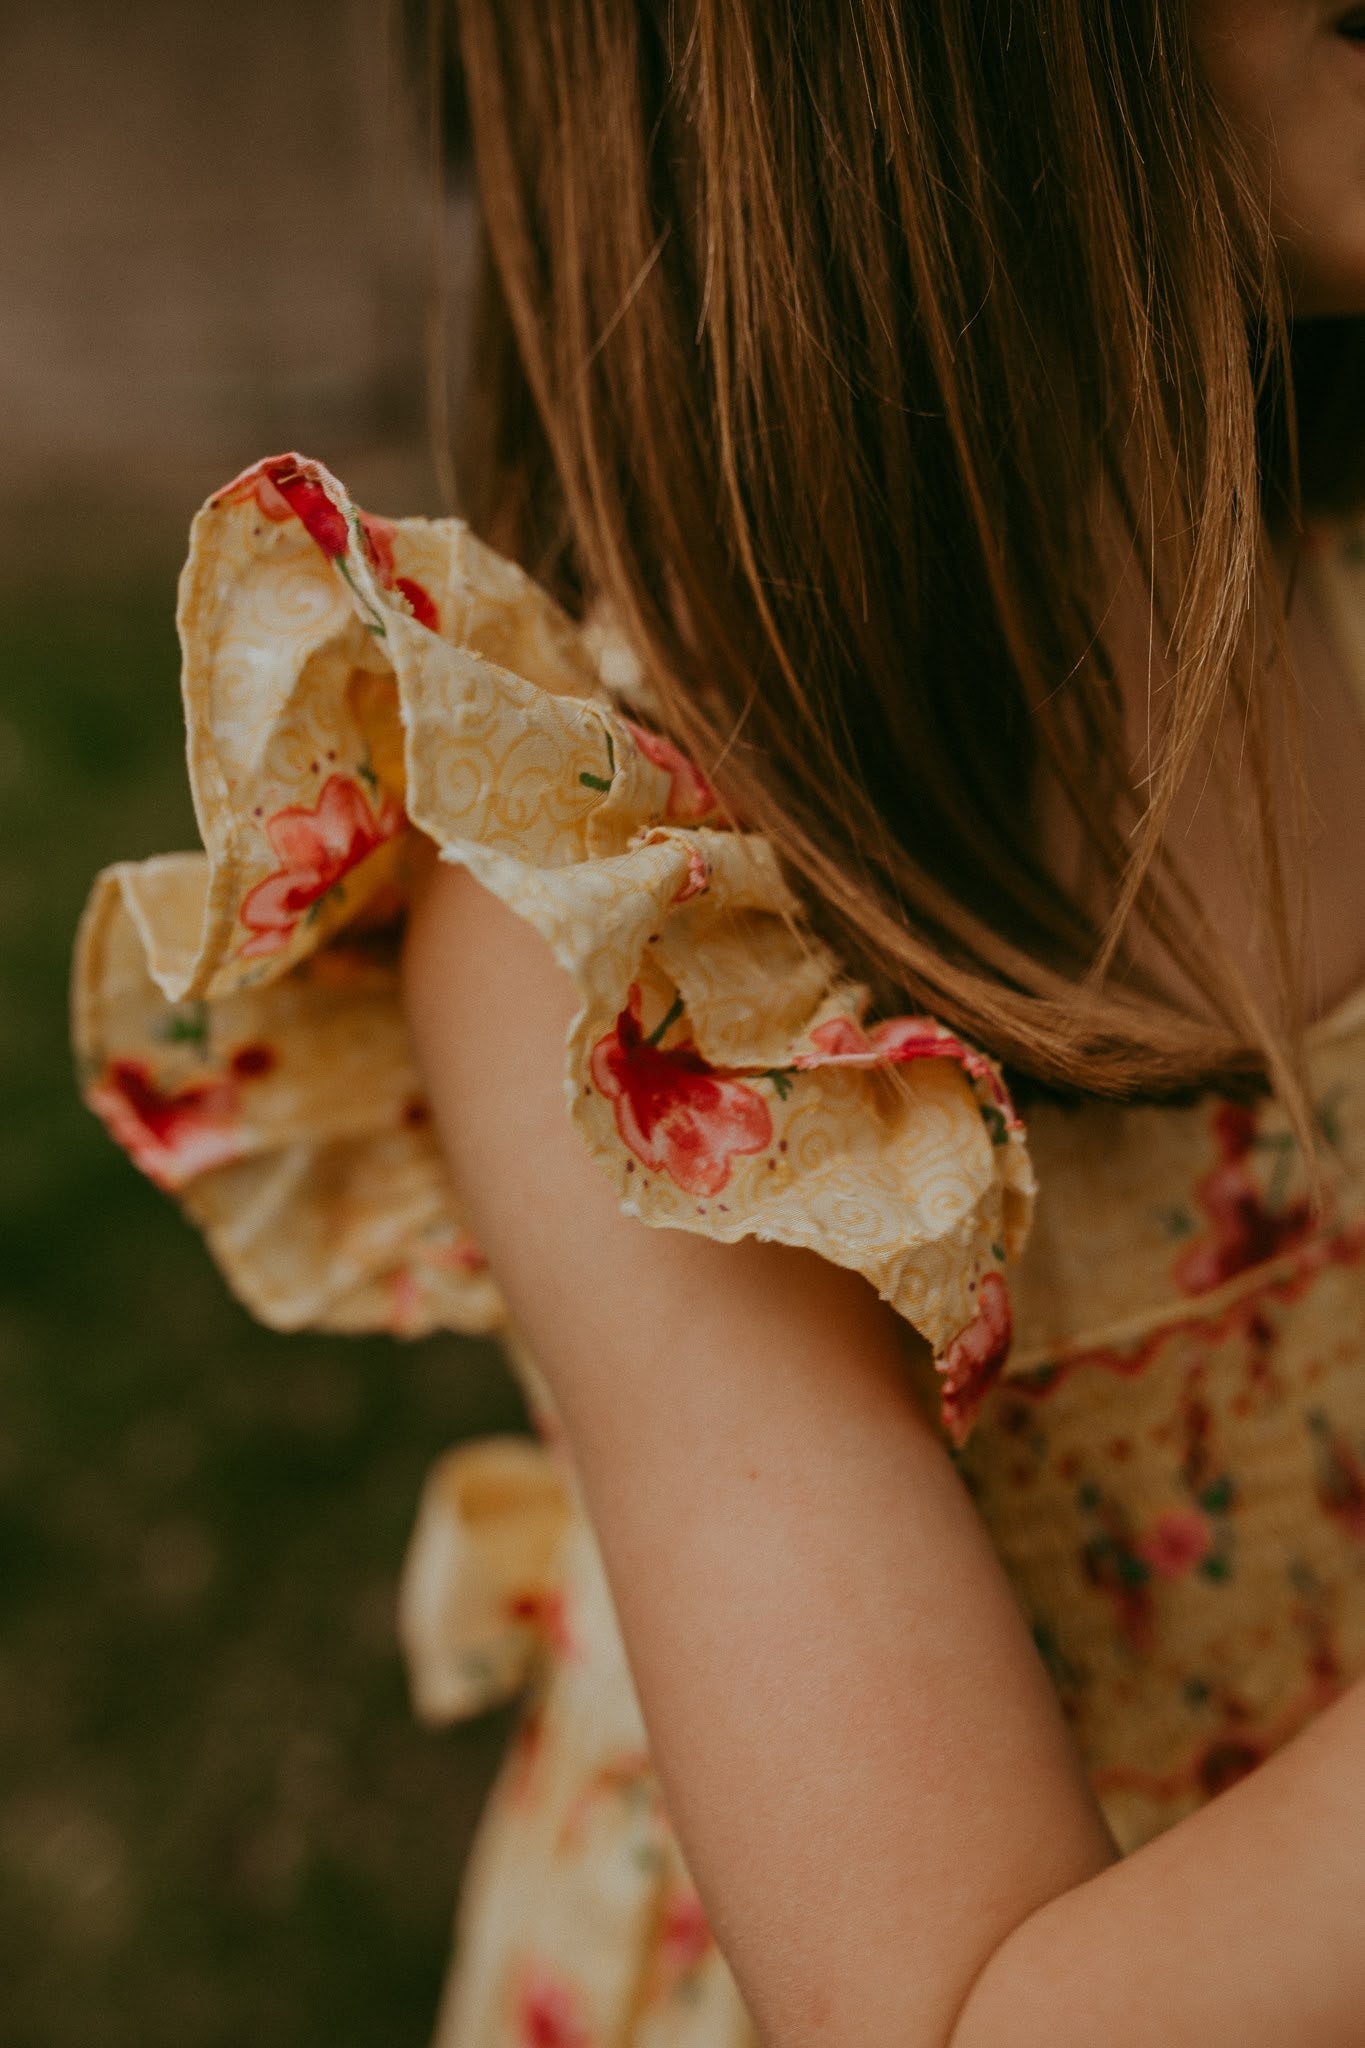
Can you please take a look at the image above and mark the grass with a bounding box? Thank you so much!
[0,569,526,2048]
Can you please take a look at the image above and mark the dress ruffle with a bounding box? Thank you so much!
[398,1435,575,1725]
[72,453,1034,1443]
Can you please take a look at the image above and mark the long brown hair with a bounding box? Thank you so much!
[410,1,1365,1108]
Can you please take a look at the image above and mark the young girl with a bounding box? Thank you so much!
[75,2,1365,2042]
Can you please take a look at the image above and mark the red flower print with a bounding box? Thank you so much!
[213,454,351,557]
[1196,1738,1263,1799]
[394,575,439,631]
[358,511,440,631]
[214,465,442,627]
[622,719,718,821]
[515,1963,593,2048]
[229,1041,277,1080]
[589,986,773,1197]
[504,1586,574,1658]
[86,1058,245,1193]
[1178,1373,1215,1495]
[238,773,404,959]
[939,1271,1014,1444]
[1306,1408,1365,1542]
[505,1704,547,1808]
[796,1014,1019,1129]
[1175,1102,1314,1296]
[1080,1505,1156,1657]
[1136,1508,1214,1580]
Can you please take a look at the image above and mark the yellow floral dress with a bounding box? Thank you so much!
[73,457,1365,2048]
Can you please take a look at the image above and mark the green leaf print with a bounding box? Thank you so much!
[161,1003,209,1050]
[578,727,616,794]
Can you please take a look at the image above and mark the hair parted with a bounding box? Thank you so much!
[408,0,1365,1112]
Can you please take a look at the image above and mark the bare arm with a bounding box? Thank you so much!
[403,859,1365,2048]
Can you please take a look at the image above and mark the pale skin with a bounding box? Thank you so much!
[402,6,1365,2043]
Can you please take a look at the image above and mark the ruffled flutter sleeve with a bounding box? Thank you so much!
[72,455,1035,1444]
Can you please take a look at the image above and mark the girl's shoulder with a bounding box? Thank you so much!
[72,454,1033,1445]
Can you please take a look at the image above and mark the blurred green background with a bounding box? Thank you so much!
[0,5,521,2042]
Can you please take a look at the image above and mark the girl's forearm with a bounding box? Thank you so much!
[404,870,1362,2048]
[562,1287,1365,2048]
[569,1337,1365,2048]
[950,1669,1365,2048]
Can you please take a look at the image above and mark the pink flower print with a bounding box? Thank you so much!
[357,510,397,580]
[442,1228,489,1274]
[213,454,351,557]
[86,1058,245,1193]
[557,1748,658,1853]
[799,1015,937,1065]
[1136,1508,1214,1580]
[622,719,718,821]
[657,1885,713,1981]
[386,1220,489,1331]
[238,773,404,959]
[1175,1101,1314,1296]
[385,1265,425,1337]
[672,841,710,903]
[633,826,710,903]
[211,457,295,524]
[796,1014,1020,1131]
[938,1270,1014,1445]
[358,511,440,632]
[515,1963,593,2048]
[589,986,772,1197]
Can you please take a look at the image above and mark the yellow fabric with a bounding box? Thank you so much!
[72,455,1031,1427]
[72,460,1365,2047]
